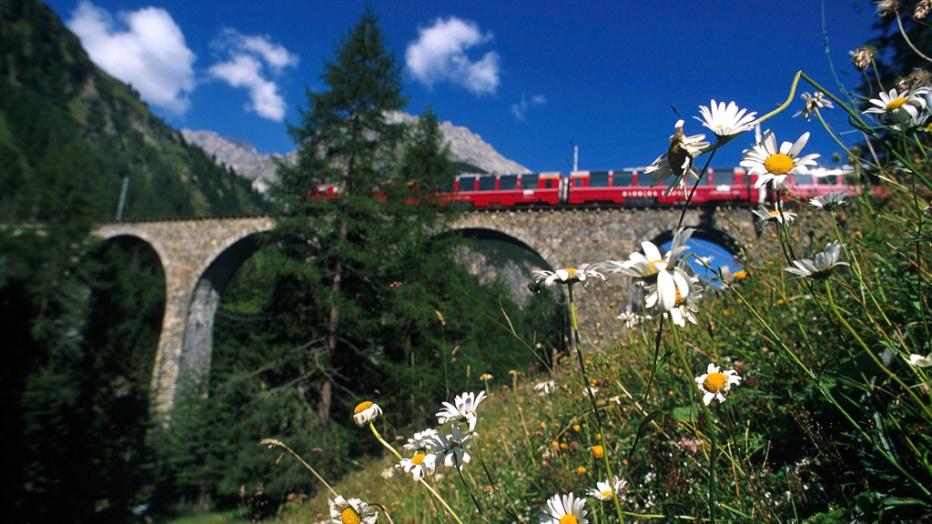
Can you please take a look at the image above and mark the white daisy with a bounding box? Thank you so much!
[329,495,378,524]
[908,353,932,367]
[642,266,694,316]
[380,467,395,479]
[695,363,742,406]
[784,241,849,279]
[753,204,797,224]
[617,308,641,328]
[695,99,757,137]
[540,492,589,524]
[741,131,820,189]
[609,228,694,312]
[863,88,929,129]
[398,451,436,481]
[403,428,439,451]
[352,401,382,426]
[794,91,834,120]
[809,192,848,210]
[436,391,486,432]
[428,424,476,469]
[644,120,710,196]
[534,380,557,395]
[587,478,628,502]
[532,264,606,288]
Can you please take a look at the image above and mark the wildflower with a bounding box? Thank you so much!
[532,264,605,288]
[784,241,849,279]
[908,353,932,367]
[718,266,748,285]
[916,0,931,19]
[576,466,588,475]
[587,478,627,502]
[403,428,439,451]
[695,99,757,137]
[380,467,395,479]
[352,401,382,426]
[540,493,589,524]
[741,131,820,189]
[863,88,929,129]
[617,309,638,328]
[478,373,493,382]
[645,271,702,327]
[572,424,581,433]
[809,192,848,210]
[591,445,605,459]
[875,0,900,17]
[534,380,556,395]
[794,92,834,120]
[436,391,486,431]
[329,495,378,524]
[850,46,876,71]
[609,228,694,312]
[428,424,476,469]
[753,204,797,224]
[644,120,710,196]
[399,451,436,481]
[695,363,742,406]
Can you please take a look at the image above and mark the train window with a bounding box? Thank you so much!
[543,178,558,189]
[613,171,633,186]
[817,175,838,185]
[499,175,518,190]
[520,174,539,188]
[589,172,609,187]
[478,175,496,191]
[654,175,678,188]
[573,177,585,187]
[458,176,475,191]
[794,174,812,185]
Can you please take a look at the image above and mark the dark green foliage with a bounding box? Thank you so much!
[147,10,561,514]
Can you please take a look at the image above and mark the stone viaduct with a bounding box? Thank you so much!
[93,206,759,414]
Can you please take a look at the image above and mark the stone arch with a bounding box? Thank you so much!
[447,226,556,271]
[650,226,744,262]
[178,231,268,390]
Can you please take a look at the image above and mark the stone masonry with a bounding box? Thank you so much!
[93,206,758,414]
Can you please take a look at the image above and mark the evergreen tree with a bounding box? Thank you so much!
[273,8,409,422]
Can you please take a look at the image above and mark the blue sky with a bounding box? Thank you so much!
[46,0,881,172]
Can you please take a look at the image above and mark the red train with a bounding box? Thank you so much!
[444,166,856,208]
[309,166,859,207]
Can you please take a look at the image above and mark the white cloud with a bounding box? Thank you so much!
[406,17,501,95]
[208,29,298,121]
[510,93,546,121]
[67,1,196,114]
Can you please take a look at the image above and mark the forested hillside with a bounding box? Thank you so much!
[0,0,266,223]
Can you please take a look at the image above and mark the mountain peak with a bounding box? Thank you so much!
[184,112,529,192]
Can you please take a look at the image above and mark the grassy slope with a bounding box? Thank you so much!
[235,189,932,523]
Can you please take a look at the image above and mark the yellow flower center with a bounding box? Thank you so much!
[353,401,373,414]
[885,97,907,110]
[411,452,426,466]
[566,267,577,277]
[763,153,794,175]
[768,210,781,218]
[674,287,687,306]
[601,490,614,499]
[733,270,748,281]
[559,516,579,524]
[703,372,727,393]
[340,507,362,524]
[647,259,665,274]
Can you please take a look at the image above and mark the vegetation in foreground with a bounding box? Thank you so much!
[247,4,932,523]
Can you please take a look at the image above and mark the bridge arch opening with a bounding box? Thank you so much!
[652,228,744,286]
[179,232,268,389]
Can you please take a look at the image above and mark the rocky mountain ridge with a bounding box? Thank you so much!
[183,112,529,192]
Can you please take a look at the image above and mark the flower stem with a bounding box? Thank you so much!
[260,438,338,498]
[368,423,465,524]
[567,284,626,524]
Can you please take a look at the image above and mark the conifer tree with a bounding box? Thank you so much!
[273,8,409,422]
